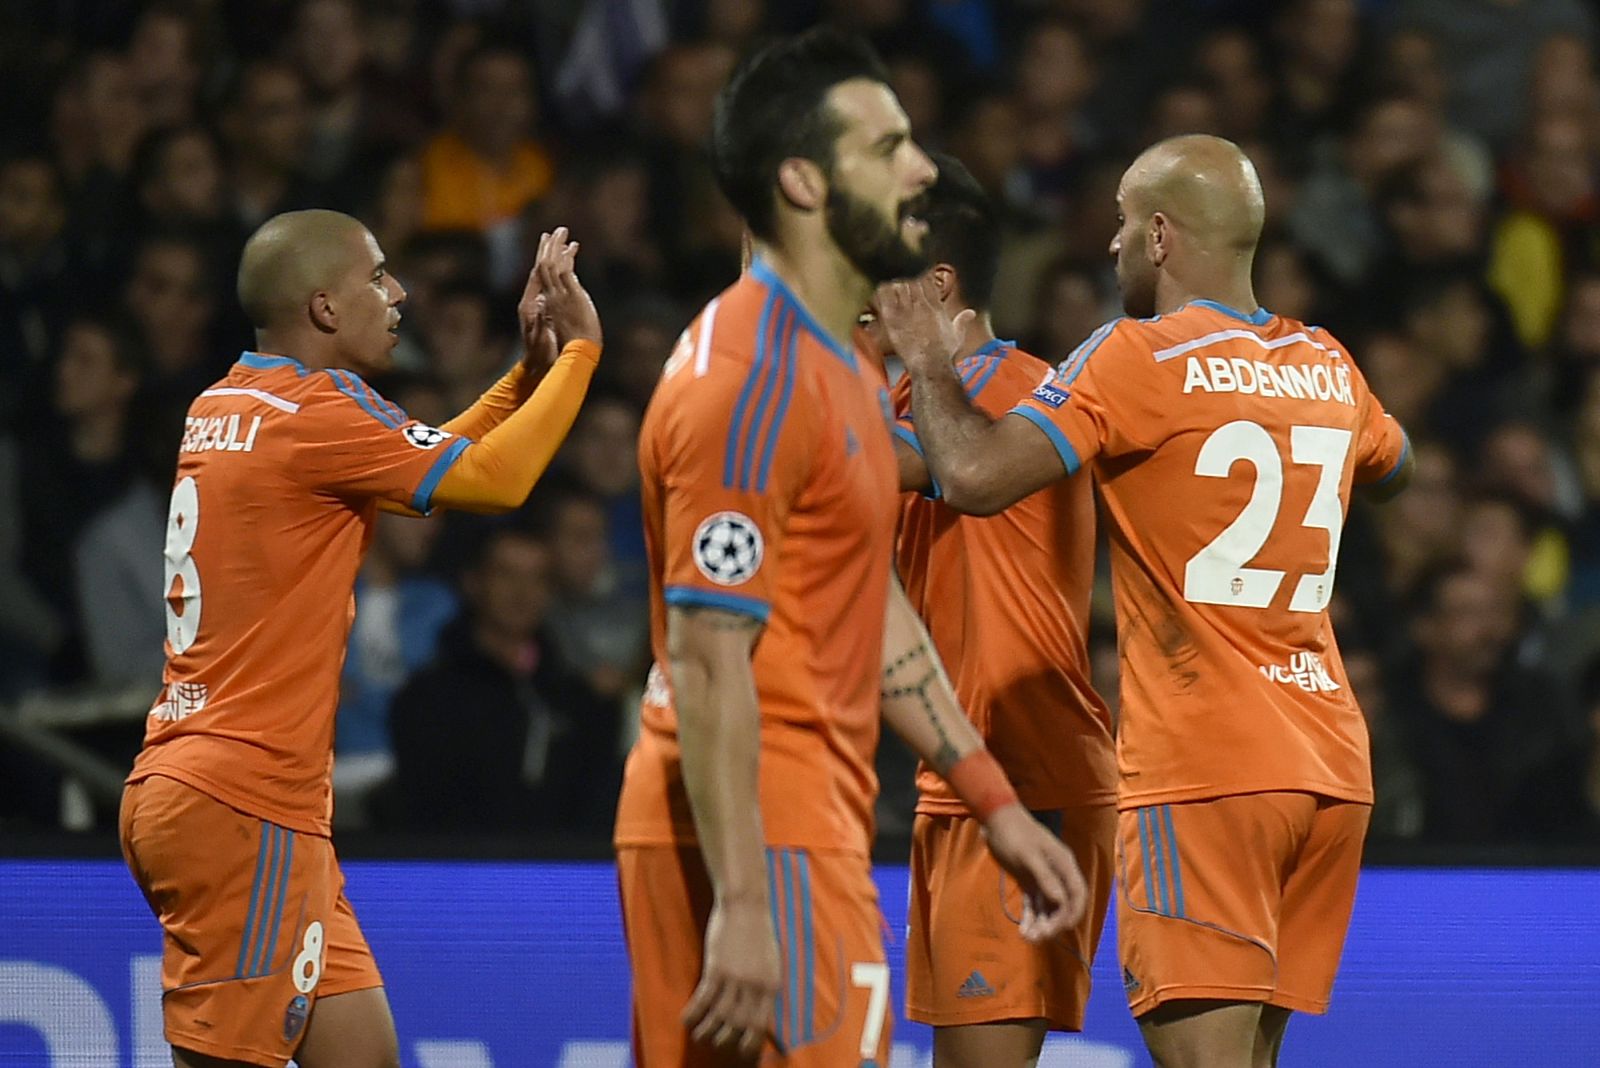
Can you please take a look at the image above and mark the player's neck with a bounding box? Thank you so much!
[954,311,996,360]
[253,329,337,373]
[1155,271,1260,319]
[756,237,873,350]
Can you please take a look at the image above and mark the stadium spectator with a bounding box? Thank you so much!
[335,511,458,828]
[541,491,649,706]
[0,152,75,418]
[420,42,552,288]
[220,59,319,231]
[286,0,373,188]
[125,2,207,133]
[386,526,621,834]
[1394,563,1589,841]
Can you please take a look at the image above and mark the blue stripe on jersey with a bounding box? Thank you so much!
[1375,430,1412,487]
[663,585,771,621]
[738,305,793,491]
[753,313,800,492]
[410,436,471,514]
[1010,405,1081,475]
[236,823,272,978]
[328,369,403,428]
[966,357,1004,398]
[348,371,406,424]
[1057,321,1117,386]
[255,830,294,976]
[750,258,857,369]
[723,292,779,489]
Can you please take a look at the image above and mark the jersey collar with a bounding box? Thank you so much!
[1188,299,1272,326]
[237,351,310,375]
[749,257,859,370]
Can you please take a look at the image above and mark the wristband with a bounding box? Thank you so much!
[945,749,1019,822]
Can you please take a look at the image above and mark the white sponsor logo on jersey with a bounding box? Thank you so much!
[1258,652,1341,693]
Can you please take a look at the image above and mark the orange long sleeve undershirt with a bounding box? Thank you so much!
[427,339,600,513]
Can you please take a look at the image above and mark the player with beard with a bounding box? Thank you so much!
[614,29,1088,1067]
[881,135,1413,1068]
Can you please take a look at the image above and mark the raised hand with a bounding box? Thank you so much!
[516,230,560,374]
[875,275,975,375]
[981,804,1089,943]
[536,226,603,348]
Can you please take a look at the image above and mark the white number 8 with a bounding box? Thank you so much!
[163,476,202,653]
[293,920,325,994]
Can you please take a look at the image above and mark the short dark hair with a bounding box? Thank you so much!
[921,152,999,311]
[712,28,891,240]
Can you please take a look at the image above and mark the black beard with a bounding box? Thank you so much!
[824,185,930,284]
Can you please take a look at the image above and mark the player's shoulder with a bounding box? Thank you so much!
[1132,301,1350,360]
[233,352,418,433]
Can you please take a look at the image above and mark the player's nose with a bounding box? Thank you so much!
[389,276,407,306]
[908,142,936,191]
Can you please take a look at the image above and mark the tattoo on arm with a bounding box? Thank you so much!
[882,645,960,771]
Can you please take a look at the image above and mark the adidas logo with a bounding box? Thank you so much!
[956,970,995,998]
[1123,966,1141,993]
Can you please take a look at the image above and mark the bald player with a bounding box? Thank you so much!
[880,136,1413,1068]
[119,209,601,1068]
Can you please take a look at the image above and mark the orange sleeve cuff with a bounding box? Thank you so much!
[430,340,600,513]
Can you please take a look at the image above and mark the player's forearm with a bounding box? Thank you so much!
[881,578,1023,820]
[440,364,537,440]
[671,608,770,904]
[905,362,1006,514]
[429,340,599,513]
[879,577,983,776]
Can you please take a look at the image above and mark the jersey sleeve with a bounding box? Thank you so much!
[291,370,471,513]
[1007,319,1154,475]
[653,352,817,623]
[1348,361,1410,485]
[893,350,1043,497]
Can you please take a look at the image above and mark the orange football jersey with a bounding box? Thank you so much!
[129,352,471,834]
[1010,302,1408,808]
[892,340,1115,814]
[614,260,901,856]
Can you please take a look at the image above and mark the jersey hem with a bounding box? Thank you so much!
[128,767,330,837]
[916,791,1118,817]
[1115,782,1373,810]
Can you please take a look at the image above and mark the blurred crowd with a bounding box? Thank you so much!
[4,0,1600,847]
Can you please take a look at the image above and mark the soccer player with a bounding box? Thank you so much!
[119,210,602,1068]
[613,30,1088,1067]
[882,135,1413,1068]
[870,154,1116,1068]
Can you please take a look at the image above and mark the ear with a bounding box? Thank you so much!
[930,263,958,304]
[309,291,338,334]
[1148,211,1171,269]
[776,157,828,215]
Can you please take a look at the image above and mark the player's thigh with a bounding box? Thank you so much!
[121,775,346,1067]
[1270,800,1370,1015]
[1117,794,1316,1019]
[294,987,400,1068]
[1137,999,1261,1068]
[770,849,891,1068]
[933,1020,1046,1068]
[908,808,1112,1034]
